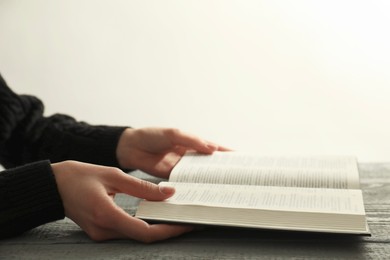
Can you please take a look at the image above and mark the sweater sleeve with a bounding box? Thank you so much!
[0,160,65,238]
[0,74,128,169]
[0,73,128,238]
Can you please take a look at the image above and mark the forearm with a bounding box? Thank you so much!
[0,74,127,168]
[0,161,64,239]
[24,114,128,168]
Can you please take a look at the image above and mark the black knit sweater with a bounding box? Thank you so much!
[0,74,127,238]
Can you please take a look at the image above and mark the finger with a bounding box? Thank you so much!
[86,225,125,242]
[137,223,195,243]
[108,172,175,200]
[215,145,233,151]
[94,200,194,242]
[111,208,194,243]
[166,129,218,154]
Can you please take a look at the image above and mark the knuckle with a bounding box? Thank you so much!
[165,128,181,138]
[110,167,125,177]
[137,179,157,192]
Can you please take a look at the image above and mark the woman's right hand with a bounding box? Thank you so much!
[51,161,193,243]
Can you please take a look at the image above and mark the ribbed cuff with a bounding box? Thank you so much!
[0,160,64,238]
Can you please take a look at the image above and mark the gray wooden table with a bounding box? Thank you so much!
[1,163,389,259]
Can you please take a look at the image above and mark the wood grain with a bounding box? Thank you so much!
[1,163,389,259]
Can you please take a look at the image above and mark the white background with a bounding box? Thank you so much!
[1,0,389,162]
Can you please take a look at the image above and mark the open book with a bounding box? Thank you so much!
[136,152,370,235]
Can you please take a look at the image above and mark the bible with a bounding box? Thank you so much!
[135,152,370,235]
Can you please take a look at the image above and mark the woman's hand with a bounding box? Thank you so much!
[116,128,229,178]
[52,160,193,243]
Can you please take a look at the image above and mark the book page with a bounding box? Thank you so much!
[160,182,365,215]
[169,152,360,189]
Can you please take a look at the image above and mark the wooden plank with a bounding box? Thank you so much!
[2,235,390,259]
[0,163,389,259]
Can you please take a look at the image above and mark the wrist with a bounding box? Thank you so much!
[116,128,137,169]
[0,161,65,237]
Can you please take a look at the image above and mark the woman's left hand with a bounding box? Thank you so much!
[116,127,229,178]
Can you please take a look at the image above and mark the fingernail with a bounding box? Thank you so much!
[159,185,175,195]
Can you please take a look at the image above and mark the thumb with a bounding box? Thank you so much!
[110,172,175,201]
